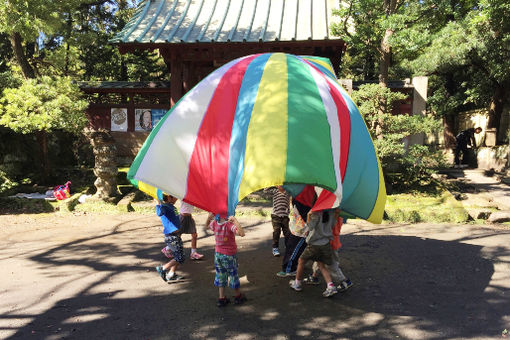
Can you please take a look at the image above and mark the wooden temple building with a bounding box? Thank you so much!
[110,0,347,106]
[82,0,347,163]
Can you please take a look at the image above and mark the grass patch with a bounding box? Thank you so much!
[73,199,126,214]
[235,207,272,218]
[385,190,469,223]
[0,197,55,214]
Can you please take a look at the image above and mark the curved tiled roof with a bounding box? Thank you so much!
[111,0,342,44]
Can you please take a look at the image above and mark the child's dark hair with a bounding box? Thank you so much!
[162,194,175,202]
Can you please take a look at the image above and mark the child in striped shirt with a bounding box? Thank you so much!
[264,186,291,257]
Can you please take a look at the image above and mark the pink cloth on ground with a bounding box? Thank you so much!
[209,220,238,255]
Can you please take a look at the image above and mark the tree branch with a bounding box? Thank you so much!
[342,0,354,38]
[79,0,115,9]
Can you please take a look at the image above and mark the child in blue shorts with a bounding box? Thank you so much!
[155,194,186,283]
[208,214,247,307]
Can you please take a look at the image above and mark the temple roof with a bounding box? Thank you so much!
[111,0,342,45]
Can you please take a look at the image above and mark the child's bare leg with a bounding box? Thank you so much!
[162,259,177,271]
[169,263,179,273]
[312,261,320,278]
[234,288,242,296]
[219,287,226,299]
[191,232,198,249]
[296,258,306,281]
[318,262,333,283]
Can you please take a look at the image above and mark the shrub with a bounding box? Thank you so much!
[352,84,444,191]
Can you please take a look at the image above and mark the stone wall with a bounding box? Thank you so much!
[111,131,150,166]
[457,108,510,146]
[476,145,509,171]
[456,108,509,170]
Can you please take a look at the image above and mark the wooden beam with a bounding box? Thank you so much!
[170,59,183,106]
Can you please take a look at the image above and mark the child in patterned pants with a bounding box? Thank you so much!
[208,214,247,307]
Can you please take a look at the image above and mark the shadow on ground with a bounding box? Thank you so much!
[3,219,509,339]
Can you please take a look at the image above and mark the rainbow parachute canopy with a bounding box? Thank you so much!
[128,53,386,223]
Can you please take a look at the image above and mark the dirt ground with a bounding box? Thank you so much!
[0,211,509,340]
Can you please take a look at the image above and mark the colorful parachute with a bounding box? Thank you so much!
[127,53,386,223]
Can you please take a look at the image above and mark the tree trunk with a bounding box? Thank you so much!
[9,32,35,79]
[487,85,506,142]
[379,0,397,86]
[379,28,393,87]
[36,131,50,179]
[443,114,456,148]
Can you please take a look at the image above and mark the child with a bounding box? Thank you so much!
[179,201,204,260]
[289,208,338,297]
[208,214,247,307]
[276,199,309,277]
[304,214,353,292]
[155,194,186,283]
[264,186,291,257]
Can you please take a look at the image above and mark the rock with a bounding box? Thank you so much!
[117,192,136,212]
[467,208,493,220]
[452,192,468,200]
[487,211,510,223]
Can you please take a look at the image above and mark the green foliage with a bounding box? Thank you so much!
[0,76,88,134]
[409,0,510,119]
[0,70,21,93]
[352,84,444,189]
[330,0,469,80]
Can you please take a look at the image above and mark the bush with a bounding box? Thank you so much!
[352,84,444,191]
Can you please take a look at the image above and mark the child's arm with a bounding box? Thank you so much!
[228,216,245,237]
[205,213,214,229]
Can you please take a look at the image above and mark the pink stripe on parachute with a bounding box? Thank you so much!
[301,59,351,180]
[185,56,257,216]
[328,83,351,180]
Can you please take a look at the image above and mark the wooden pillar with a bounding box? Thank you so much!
[182,61,192,93]
[127,93,135,132]
[170,60,183,107]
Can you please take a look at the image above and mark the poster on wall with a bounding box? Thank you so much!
[151,109,167,128]
[111,108,128,131]
[135,109,152,131]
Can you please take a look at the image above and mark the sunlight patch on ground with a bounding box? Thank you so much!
[62,313,109,324]
[259,310,280,321]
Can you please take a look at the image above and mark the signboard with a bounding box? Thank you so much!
[111,108,128,131]
[151,109,167,128]
[135,109,153,131]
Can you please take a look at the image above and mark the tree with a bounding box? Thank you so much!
[352,84,443,190]
[331,0,479,83]
[0,76,88,177]
[411,0,510,141]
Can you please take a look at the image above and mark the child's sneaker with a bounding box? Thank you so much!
[166,273,185,283]
[289,280,302,291]
[217,297,230,307]
[276,271,296,277]
[190,252,204,260]
[161,247,173,259]
[322,286,338,297]
[303,274,320,285]
[156,266,167,282]
[337,278,353,292]
[234,294,247,305]
[272,248,280,257]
